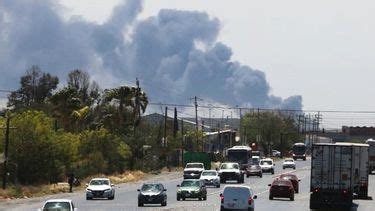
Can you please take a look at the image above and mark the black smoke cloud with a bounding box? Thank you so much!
[0,0,302,110]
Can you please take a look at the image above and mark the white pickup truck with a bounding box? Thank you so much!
[183,163,205,179]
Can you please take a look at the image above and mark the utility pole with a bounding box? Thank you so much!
[163,107,168,148]
[1,114,14,189]
[190,96,202,151]
[181,118,184,166]
[133,78,141,136]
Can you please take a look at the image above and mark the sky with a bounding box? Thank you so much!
[1,0,375,128]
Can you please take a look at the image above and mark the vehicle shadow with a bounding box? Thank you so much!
[310,202,359,211]
[269,198,295,202]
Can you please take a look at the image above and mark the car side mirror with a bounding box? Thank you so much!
[137,189,140,191]
[253,195,257,199]
[164,189,167,191]
[85,184,89,187]
[177,185,180,187]
[220,193,223,197]
[298,179,301,182]
[268,184,271,187]
[111,184,115,187]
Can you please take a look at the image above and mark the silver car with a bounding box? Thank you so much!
[86,178,115,200]
[200,170,220,188]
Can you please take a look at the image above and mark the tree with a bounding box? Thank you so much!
[8,66,59,111]
[67,70,101,106]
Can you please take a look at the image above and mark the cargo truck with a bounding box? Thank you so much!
[351,143,369,198]
[309,143,369,209]
[365,139,375,174]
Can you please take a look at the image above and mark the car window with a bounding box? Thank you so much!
[181,180,200,187]
[90,180,109,185]
[223,187,250,196]
[260,160,272,165]
[249,165,259,169]
[220,163,239,169]
[43,202,71,211]
[201,171,216,176]
[186,163,203,168]
[273,180,292,186]
[141,184,162,191]
[280,175,297,180]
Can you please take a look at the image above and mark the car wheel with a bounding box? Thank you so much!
[161,201,167,206]
[283,167,285,169]
[177,196,180,201]
[86,196,92,200]
[248,208,254,211]
[138,201,143,207]
[269,195,273,200]
[199,197,202,201]
[246,174,250,178]
[290,195,294,201]
[271,170,275,174]
[203,195,207,200]
[182,197,186,201]
[296,189,299,193]
[293,167,296,170]
[216,184,220,188]
[260,174,262,178]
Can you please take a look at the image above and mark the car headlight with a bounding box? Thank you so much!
[86,189,92,192]
[177,189,181,193]
[194,189,200,193]
[104,189,111,192]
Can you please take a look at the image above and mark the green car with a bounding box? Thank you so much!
[177,179,207,201]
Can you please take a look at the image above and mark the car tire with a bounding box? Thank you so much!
[283,167,285,169]
[293,167,296,170]
[216,184,220,188]
[182,197,186,201]
[221,179,226,184]
[248,208,254,211]
[203,195,207,200]
[161,201,167,206]
[259,174,262,178]
[86,196,92,200]
[290,195,294,201]
[138,201,143,207]
[199,197,202,201]
[109,195,114,200]
[177,196,180,201]
[271,170,275,174]
[246,174,250,178]
[296,189,299,193]
[269,195,273,200]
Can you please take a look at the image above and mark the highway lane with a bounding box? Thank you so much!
[4,157,375,211]
[0,158,311,211]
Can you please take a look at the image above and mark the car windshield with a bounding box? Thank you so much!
[260,160,272,165]
[43,202,71,211]
[220,163,239,169]
[90,180,109,185]
[186,164,203,168]
[201,171,216,176]
[284,159,293,162]
[223,187,251,196]
[273,180,292,186]
[280,175,297,180]
[249,165,260,169]
[141,184,162,192]
[181,180,200,187]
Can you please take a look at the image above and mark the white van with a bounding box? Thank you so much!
[220,185,257,211]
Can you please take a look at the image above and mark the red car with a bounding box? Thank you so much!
[279,173,300,193]
[268,179,295,201]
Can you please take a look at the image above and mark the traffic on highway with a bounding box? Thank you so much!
[1,142,375,211]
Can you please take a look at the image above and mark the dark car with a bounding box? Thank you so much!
[137,183,167,207]
[279,173,300,193]
[246,165,262,178]
[177,179,207,201]
[268,179,295,201]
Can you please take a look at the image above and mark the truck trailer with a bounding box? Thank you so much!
[309,143,369,209]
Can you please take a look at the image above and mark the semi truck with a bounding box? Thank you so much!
[309,143,369,209]
[365,139,375,174]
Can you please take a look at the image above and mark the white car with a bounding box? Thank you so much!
[183,162,205,179]
[86,178,115,200]
[220,185,257,211]
[259,158,275,174]
[200,170,220,188]
[282,158,296,169]
[39,199,77,211]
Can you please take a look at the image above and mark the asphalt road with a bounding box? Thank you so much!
[1,158,375,211]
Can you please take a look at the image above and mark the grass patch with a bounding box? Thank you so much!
[0,170,149,200]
